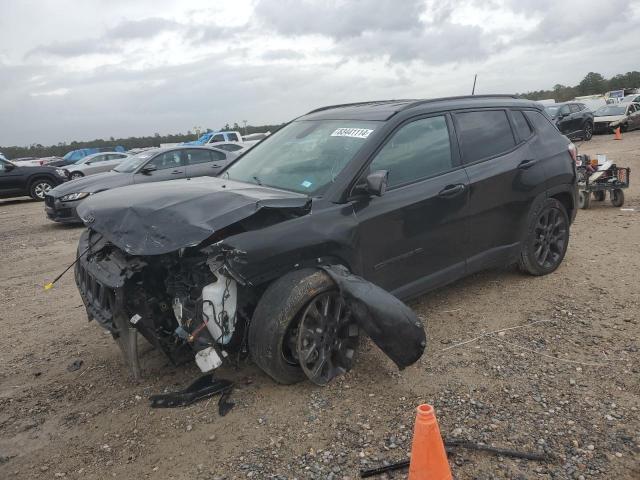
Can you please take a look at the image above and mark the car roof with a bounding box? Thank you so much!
[148,145,228,155]
[301,95,541,121]
[85,151,128,158]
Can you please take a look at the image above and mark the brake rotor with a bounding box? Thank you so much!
[296,292,359,385]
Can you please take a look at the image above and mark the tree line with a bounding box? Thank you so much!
[1,123,285,160]
[518,71,640,102]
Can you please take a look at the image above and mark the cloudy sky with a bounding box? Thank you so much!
[1,0,638,146]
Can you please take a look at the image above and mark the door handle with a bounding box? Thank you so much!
[171,170,183,175]
[438,184,465,198]
[211,164,221,168]
[518,159,538,170]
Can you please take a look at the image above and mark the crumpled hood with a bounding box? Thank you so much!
[77,176,311,255]
[50,171,133,197]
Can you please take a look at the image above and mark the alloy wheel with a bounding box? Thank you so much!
[294,292,358,385]
[34,182,52,199]
[71,173,83,180]
[533,207,568,269]
[583,123,593,140]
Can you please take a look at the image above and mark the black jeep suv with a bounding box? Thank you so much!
[72,96,577,386]
[0,156,67,200]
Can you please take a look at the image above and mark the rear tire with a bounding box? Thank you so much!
[578,191,591,209]
[248,269,335,384]
[518,198,570,276]
[29,178,54,201]
[610,189,624,207]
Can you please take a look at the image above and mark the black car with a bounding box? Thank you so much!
[72,95,577,386]
[45,145,238,223]
[544,102,594,140]
[0,156,67,200]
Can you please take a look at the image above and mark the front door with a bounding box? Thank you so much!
[133,150,186,184]
[0,160,24,196]
[353,115,469,298]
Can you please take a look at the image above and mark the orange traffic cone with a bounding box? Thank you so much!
[614,127,622,140]
[408,404,453,480]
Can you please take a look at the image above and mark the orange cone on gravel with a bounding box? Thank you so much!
[408,404,452,480]
[614,127,622,140]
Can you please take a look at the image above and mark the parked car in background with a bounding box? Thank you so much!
[47,146,126,167]
[70,96,577,386]
[45,145,238,223]
[0,156,67,200]
[544,102,594,140]
[593,103,640,134]
[184,130,243,146]
[621,93,640,104]
[65,152,130,179]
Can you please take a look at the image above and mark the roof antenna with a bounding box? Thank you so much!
[471,74,478,95]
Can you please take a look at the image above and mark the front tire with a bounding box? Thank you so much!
[248,269,358,385]
[582,122,593,141]
[29,178,54,201]
[70,172,84,180]
[518,198,570,276]
[578,191,591,209]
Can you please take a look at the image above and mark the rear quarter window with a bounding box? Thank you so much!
[511,110,533,141]
[525,110,562,137]
[454,110,515,163]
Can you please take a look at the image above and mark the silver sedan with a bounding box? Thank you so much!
[65,152,130,179]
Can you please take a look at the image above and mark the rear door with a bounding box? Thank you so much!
[133,150,186,184]
[183,148,229,177]
[353,114,469,296]
[454,109,546,270]
[83,154,109,174]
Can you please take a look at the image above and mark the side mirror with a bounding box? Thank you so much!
[3,163,15,172]
[85,161,92,165]
[140,164,157,175]
[366,170,389,197]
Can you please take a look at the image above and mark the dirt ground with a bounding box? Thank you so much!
[1,131,639,480]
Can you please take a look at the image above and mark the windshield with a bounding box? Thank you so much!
[595,106,626,116]
[113,151,156,173]
[223,120,380,194]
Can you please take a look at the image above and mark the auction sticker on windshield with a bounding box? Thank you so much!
[331,128,374,139]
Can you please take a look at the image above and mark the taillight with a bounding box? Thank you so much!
[568,143,578,165]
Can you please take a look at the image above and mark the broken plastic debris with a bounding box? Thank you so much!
[44,282,54,290]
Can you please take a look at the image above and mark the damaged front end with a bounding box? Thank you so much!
[73,178,426,384]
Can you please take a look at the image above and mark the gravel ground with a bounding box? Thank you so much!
[1,131,639,480]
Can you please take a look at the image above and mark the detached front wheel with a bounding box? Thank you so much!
[248,269,359,385]
[519,198,570,276]
[610,189,624,207]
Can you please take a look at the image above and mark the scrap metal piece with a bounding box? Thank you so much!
[321,265,426,368]
[149,374,233,410]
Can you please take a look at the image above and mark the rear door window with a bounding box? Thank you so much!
[511,110,533,142]
[185,149,213,165]
[454,110,516,163]
[369,116,453,188]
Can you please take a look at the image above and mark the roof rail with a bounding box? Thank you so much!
[305,99,416,115]
[399,94,522,111]
[305,95,525,116]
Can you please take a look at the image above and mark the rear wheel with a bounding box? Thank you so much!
[518,198,570,276]
[248,269,359,385]
[29,178,54,201]
[610,189,624,207]
[70,172,84,180]
[578,190,591,209]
